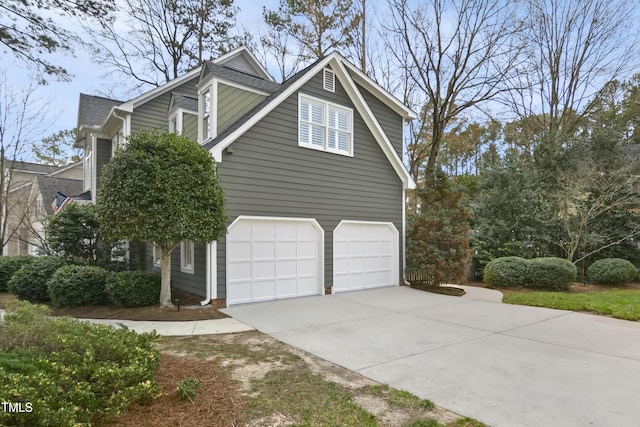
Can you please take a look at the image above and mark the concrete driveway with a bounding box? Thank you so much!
[222,286,640,427]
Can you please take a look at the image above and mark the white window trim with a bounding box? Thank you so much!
[180,241,195,274]
[152,245,161,267]
[169,110,184,134]
[298,93,353,157]
[198,82,217,144]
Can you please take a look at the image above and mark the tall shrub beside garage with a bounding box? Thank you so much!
[96,130,227,307]
[406,175,471,287]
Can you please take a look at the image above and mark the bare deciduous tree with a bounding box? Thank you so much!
[385,0,520,186]
[263,0,362,63]
[91,0,243,89]
[509,0,639,137]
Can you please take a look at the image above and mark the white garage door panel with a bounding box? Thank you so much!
[333,221,398,293]
[227,217,323,305]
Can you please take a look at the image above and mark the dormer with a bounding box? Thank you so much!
[197,47,281,144]
[168,92,198,141]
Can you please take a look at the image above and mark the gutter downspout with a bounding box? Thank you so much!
[201,242,217,306]
[112,109,128,140]
[202,243,212,306]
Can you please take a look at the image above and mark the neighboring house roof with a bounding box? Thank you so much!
[9,160,58,175]
[35,176,83,215]
[205,52,417,190]
[170,92,198,112]
[201,61,282,94]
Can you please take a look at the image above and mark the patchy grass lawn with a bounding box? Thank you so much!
[120,332,488,427]
[503,289,640,320]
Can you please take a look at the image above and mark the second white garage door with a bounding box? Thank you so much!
[226,217,324,305]
[333,221,399,293]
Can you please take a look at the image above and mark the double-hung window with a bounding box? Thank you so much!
[180,241,194,274]
[202,90,211,139]
[299,94,352,156]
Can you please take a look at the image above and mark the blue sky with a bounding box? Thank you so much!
[2,0,279,156]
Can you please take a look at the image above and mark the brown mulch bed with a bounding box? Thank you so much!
[0,289,228,322]
[113,353,245,427]
[409,282,466,296]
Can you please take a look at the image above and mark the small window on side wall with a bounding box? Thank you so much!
[152,245,161,267]
[180,241,194,274]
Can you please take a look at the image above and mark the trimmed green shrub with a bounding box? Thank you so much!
[47,265,111,307]
[483,257,528,287]
[526,257,576,290]
[0,301,160,426]
[588,258,638,285]
[0,256,34,292]
[106,270,161,307]
[7,257,66,302]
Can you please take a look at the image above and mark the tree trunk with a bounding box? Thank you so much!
[159,246,172,307]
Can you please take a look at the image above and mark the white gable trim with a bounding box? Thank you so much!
[341,60,417,120]
[332,60,416,189]
[211,54,416,189]
[49,162,82,177]
[213,46,276,82]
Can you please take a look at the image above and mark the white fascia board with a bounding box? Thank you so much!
[215,77,271,96]
[118,67,200,111]
[211,55,336,157]
[341,59,418,120]
[332,59,416,190]
[213,46,276,82]
[49,162,81,177]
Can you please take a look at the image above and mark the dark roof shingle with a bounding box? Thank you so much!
[203,62,282,93]
[78,94,123,128]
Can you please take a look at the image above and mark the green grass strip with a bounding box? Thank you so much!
[503,289,640,320]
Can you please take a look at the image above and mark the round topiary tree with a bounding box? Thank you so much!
[483,256,528,287]
[97,130,227,307]
[588,258,637,285]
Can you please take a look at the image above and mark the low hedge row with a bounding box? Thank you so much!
[3,256,161,308]
[484,257,576,290]
[0,301,160,426]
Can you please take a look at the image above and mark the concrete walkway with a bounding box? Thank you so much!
[222,286,640,427]
[84,316,253,335]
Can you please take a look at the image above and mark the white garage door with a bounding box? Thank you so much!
[333,221,399,293]
[226,217,323,305]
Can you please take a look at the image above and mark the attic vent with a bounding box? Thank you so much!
[323,68,335,92]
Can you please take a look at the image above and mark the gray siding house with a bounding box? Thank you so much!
[75,47,416,306]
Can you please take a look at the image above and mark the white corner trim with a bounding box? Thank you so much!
[332,60,416,190]
[402,189,407,277]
